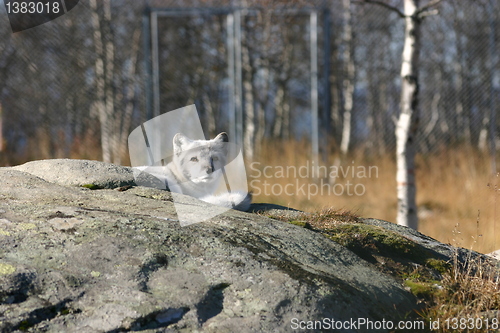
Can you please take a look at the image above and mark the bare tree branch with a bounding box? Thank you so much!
[416,0,443,16]
[419,9,439,18]
[355,0,443,19]
[353,0,406,18]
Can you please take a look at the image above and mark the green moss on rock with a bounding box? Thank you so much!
[81,184,103,190]
[288,221,313,229]
[425,258,451,274]
[322,223,434,264]
[404,280,442,300]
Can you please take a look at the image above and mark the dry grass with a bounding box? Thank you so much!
[249,140,500,254]
[1,130,117,166]
[262,207,360,230]
[419,251,500,332]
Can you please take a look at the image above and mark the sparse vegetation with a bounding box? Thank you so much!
[418,250,500,333]
[267,207,500,332]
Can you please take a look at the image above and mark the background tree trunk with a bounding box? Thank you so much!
[396,0,421,229]
[487,0,497,175]
[242,41,255,161]
[0,103,3,153]
[103,1,117,164]
[118,27,141,164]
[339,0,355,156]
[90,0,112,163]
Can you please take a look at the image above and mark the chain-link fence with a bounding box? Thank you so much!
[0,0,498,167]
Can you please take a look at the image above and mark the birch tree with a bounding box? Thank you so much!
[396,0,421,229]
[331,0,356,185]
[360,0,443,229]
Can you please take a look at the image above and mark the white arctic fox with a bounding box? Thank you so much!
[138,132,251,211]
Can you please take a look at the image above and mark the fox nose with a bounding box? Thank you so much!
[206,164,214,174]
[207,157,217,174]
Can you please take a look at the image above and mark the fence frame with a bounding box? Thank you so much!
[142,5,331,163]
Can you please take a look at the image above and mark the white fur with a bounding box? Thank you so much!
[136,132,251,211]
[200,191,252,211]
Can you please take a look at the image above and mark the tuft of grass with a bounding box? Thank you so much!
[417,251,500,332]
[266,207,359,229]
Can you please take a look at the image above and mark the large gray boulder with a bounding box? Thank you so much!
[0,159,489,332]
[12,159,136,189]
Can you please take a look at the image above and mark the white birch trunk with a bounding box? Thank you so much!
[396,0,421,229]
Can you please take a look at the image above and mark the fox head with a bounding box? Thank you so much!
[172,132,229,183]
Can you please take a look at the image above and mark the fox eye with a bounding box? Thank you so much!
[190,157,198,162]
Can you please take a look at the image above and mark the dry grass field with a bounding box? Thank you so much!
[250,140,499,254]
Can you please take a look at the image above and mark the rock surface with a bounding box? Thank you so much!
[0,159,493,332]
[12,159,136,189]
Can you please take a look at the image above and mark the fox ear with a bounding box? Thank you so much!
[173,133,191,155]
[214,132,229,143]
